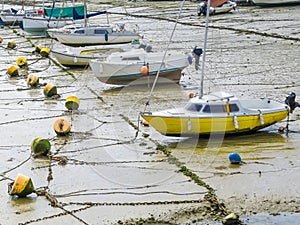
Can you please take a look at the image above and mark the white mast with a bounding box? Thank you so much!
[199,0,211,98]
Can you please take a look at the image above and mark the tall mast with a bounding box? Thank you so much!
[84,0,87,26]
[199,0,211,98]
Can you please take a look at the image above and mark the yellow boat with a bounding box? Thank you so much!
[141,0,291,136]
[141,91,289,136]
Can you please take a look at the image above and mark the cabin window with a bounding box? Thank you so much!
[229,104,239,112]
[74,30,84,34]
[203,104,239,113]
[94,30,107,34]
[121,57,140,61]
[185,103,202,112]
[203,104,226,113]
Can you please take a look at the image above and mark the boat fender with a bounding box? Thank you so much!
[188,54,193,65]
[141,65,148,75]
[233,115,238,129]
[225,100,230,115]
[187,119,192,131]
[105,32,108,42]
[258,110,264,125]
[73,56,78,63]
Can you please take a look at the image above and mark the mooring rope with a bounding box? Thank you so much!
[142,0,186,113]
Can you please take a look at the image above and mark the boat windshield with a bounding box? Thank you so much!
[184,102,203,112]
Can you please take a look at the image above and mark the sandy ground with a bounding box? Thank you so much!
[0,1,299,224]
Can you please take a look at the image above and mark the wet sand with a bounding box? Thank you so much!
[0,1,299,224]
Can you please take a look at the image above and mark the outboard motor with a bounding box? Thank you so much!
[192,47,203,70]
[285,92,300,112]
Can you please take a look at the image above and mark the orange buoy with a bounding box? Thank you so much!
[54,117,71,135]
[0,36,3,44]
[6,65,19,77]
[188,92,195,98]
[140,65,148,75]
[142,120,149,127]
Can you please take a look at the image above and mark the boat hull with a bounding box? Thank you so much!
[22,17,81,36]
[51,50,106,66]
[95,69,183,85]
[51,43,135,67]
[54,32,140,46]
[142,110,289,136]
[89,53,189,85]
[252,0,300,6]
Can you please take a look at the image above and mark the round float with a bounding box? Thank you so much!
[65,96,80,110]
[6,65,19,77]
[35,44,43,53]
[9,174,35,198]
[54,117,71,135]
[7,40,16,49]
[228,152,242,164]
[31,137,51,156]
[26,74,39,87]
[40,47,50,57]
[43,83,57,97]
[16,56,28,68]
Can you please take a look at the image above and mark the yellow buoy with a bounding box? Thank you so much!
[27,74,39,87]
[31,137,51,156]
[6,65,19,77]
[43,83,57,97]
[8,174,35,198]
[7,40,16,49]
[0,36,3,43]
[16,56,28,68]
[54,117,71,135]
[40,47,50,57]
[140,65,148,75]
[65,96,80,110]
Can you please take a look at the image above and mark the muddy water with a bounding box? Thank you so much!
[0,1,299,225]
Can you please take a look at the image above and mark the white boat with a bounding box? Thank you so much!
[89,48,191,85]
[53,23,141,46]
[50,42,140,67]
[141,0,290,136]
[0,8,42,25]
[22,3,86,36]
[252,0,300,6]
[22,16,80,36]
[197,0,237,16]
